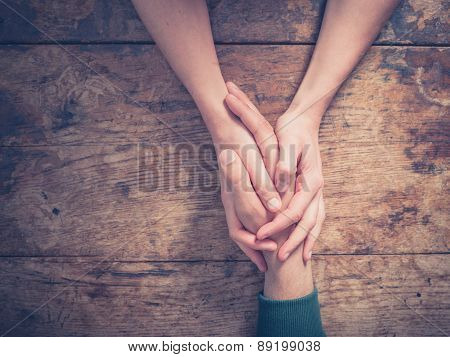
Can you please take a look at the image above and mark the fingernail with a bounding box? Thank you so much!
[308,251,312,260]
[222,150,236,165]
[257,228,268,240]
[228,81,238,89]
[283,251,290,261]
[267,197,281,211]
[257,232,267,240]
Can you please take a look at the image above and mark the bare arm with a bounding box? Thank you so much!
[132,0,282,271]
[259,0,400,262]
[287,0,400,119]
[132,0,227,132]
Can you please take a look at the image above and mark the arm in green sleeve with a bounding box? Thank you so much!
[257,289,326,337]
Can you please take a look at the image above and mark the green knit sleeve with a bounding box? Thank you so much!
[256,289,326,337]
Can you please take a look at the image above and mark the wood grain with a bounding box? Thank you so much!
[0,45,448,147]
[0,1,448,338]
[0,140,448,257]
[0,0,448,45]
[0,45,448,257]
[0,255,448,336]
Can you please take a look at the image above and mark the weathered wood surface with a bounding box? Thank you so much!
[0,44,447,258]
[0,45,448,147]
[0,0,448,338]
[0,141,448,257]
[0,0,448,45]
[0,256,448,336]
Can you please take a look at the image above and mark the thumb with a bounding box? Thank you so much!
[275,137,300,192]
[218,149,248,193]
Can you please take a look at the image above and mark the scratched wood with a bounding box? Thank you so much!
[0,256,448,336]
[0,0,448,339]
[0,140,448,257]
[0,45,448,147]
[0,0,448,45]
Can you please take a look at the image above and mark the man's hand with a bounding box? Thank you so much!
[219,149,276,272]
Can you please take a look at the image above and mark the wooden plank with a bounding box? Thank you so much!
[0,45,448,147]
[0,0,448,45]
[0,44,447,257]
[0,141,448,257]
[0,255,448,336]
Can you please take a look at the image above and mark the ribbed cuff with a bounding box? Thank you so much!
[257,289,326,337]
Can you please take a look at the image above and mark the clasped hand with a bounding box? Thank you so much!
[218,82,325,272]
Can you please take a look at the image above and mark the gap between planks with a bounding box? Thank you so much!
[0,253,448,260]
[0,42,449,47]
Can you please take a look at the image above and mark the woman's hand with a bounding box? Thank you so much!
[216,82,283,271]
[256,110,326,262]
[212,83,281,214]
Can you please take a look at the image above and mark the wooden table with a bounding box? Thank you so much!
[0,0,448,336]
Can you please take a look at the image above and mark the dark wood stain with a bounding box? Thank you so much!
[0,0,448,44]
[0,0,448,338]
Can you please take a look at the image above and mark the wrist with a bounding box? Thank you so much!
[263,247,314,300]
[285,86,334,128]
[277,109,321,137]
[196,97,241,144]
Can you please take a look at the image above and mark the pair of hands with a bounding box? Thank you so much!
[216,82,325,272]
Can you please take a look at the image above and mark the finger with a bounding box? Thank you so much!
[225,94,275,147]
[225,84,279,178]
[225,95,279,178]
[218,149,249,192]
[232,228,277,252]
[226,81,261,114]
[236,242,267,272]
[219,149,270,233]
[278,192,320,261]
[242,145,282,213]
[257,172,322,239]
[219,147,275,216]
[233,182,271,234]
[221,189,276,253]
[303,191,325,262]
[275,137,301,192]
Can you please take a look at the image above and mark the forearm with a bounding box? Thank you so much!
[132,0,230,138]
[288,0,399,121]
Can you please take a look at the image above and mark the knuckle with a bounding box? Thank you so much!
[256,186,271,200]
[290,210,302,223]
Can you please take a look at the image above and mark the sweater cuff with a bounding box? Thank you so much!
[257,288,326,337]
